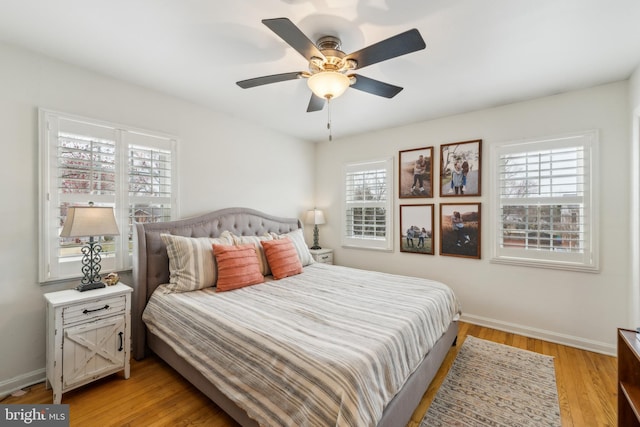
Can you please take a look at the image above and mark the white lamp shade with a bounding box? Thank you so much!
[60,206,120,237]
[307,72,350,99]
[305,209,326,225]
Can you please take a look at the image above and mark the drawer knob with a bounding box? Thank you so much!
[82,304,110,315]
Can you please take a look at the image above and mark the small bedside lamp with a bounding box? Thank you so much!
[60,202,120,292]
[305,208,326,250]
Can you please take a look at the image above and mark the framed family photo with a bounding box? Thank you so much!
[440,139,482,197]
[399,147,434,198]
[400,204,434,255]
[440,203,481,259]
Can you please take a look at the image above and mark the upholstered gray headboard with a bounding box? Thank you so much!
[131,207,303,359]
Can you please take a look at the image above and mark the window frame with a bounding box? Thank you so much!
[341,157,394,251]
[489,130,599,272]
[38,109,179,284]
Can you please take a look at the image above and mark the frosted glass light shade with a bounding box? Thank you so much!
[307,72,350,99]
[60,206,120,237]
[305,209,326,225]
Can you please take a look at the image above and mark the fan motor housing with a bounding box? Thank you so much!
[310,36,356,74]
[316,36,342,51]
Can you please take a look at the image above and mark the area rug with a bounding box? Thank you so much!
[421,336,561,426]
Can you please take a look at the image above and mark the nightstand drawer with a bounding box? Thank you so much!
[309,248,333,265]
[316,252,333,264]
[62,295,126,326]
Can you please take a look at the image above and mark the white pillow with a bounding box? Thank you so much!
[270,228,315,266]
[161,233,233,292]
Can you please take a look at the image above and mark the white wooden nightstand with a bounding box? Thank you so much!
[44,283,132,404]
[309,248,333,265]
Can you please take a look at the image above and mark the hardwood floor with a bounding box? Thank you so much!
[3,322,617,426]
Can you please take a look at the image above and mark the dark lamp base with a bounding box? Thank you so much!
[76,282,106,292]
[310,245,321,250]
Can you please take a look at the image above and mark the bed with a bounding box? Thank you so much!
[132,207,460,427]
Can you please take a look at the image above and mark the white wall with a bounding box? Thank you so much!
[316,81,631,354]
[629,65,640,329]
[630,65,640,108]
[0,41,315,395]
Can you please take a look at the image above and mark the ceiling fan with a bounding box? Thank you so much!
[236,18,427,113]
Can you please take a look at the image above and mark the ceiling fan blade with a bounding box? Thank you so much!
[262,18,325,61]
[307,94,326,112]
[350,74,403,98]
[236,72,303,89]
[345,29,426,70]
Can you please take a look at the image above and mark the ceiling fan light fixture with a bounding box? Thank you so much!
[307,71,350,100]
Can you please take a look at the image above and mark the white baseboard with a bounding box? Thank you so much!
[0,368,46,400]
[461,313,616,356]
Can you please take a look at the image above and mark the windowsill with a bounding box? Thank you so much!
[489,257,599,273]
[341,244,393,252]
[40,268,133,286]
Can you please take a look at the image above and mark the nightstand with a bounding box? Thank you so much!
[44,283,132,404]
[309,248,333,265]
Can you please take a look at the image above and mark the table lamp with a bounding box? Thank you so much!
[59,202,120,292]
[305,209,326,250]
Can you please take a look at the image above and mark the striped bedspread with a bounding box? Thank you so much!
[142,263,460,427]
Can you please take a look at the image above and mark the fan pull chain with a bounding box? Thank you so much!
[327,96,333,141]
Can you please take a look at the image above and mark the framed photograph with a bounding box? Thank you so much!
[399,147,434,198]
[440,203,481,259]
[440,139,482,197]
[400,204,434,255]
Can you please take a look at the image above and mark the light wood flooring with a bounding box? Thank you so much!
[2,322,617,426]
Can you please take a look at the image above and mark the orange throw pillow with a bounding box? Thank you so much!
[213,243,264,292]
[261,238,303,280]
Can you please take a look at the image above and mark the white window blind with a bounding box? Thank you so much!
[490,130,598,272]
[342,158,393,251]
[39,110,178,283]
[125,132,174,248]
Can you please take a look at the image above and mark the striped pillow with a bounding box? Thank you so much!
[213,244,264,292]
[261,238,304,280]
[161,233,233,293]
[269,228,314,266]
[227,233,273,275]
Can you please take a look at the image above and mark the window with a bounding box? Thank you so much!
[342,158,393,250]
[39,110,178,283]
[490,130,598,272]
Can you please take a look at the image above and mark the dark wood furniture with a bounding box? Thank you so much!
[618,328,640,426]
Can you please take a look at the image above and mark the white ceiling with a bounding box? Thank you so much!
[1,0,640,142]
